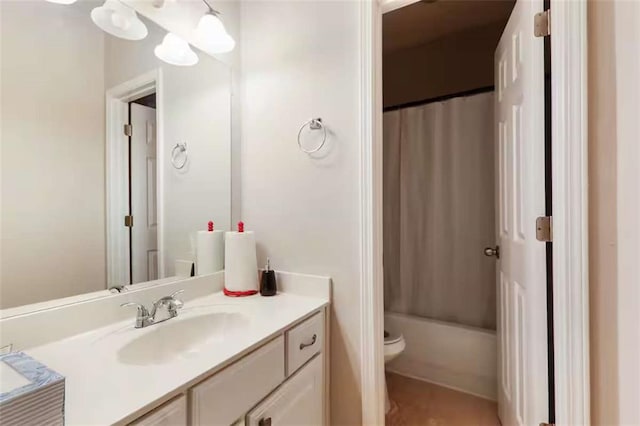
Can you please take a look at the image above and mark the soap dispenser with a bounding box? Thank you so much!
[260,258,277,297]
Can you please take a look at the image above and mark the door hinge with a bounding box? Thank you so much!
[534,10,550,37]
[124,215,133,228]
[536,216,552,242]
[124,124,132,137]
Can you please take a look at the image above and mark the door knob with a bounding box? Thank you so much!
[484,246,500,259]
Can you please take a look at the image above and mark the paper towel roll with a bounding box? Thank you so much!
[224,230,258,293]
[196,230,224,275]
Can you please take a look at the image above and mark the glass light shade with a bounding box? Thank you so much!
[91,0,148,41]
[154,33,199,66]
[194,13,236,54]
[45,0,78,4]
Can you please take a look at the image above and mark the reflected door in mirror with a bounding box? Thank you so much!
[130,101,159,284]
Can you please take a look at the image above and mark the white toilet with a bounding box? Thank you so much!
[384,330,406,413]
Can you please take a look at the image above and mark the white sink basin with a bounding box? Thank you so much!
[118,310,249,365]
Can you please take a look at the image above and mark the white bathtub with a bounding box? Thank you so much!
[385,312,497,400]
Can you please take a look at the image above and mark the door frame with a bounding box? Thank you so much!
[359,1,589,425]
[105,69,165,287]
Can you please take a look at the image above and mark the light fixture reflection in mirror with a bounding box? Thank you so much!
[194,13,235,54]
[91,0,148,41]
[154,33,199,66]
[45,0,78,4]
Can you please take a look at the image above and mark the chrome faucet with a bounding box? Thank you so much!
[121,290,185,328]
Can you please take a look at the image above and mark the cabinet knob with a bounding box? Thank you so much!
[259,417,272,426]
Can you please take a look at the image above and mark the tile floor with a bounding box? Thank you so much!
[385,373,501,426]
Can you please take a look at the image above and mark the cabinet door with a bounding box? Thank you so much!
[247,354,323,426]
[129,395,187,426]
[190,337,285,426]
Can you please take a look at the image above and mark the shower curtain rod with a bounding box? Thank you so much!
[383,85,495,112]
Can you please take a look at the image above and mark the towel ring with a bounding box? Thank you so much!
[297,118,327,154]
[171,142,188,169]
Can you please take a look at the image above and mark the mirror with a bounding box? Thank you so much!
[0,0,232,310]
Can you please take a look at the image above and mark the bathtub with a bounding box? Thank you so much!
[384,311,497,400]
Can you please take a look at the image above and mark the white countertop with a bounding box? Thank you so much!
[25,292,327,425]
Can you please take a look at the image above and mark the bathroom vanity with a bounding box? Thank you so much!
[147,311,325,426]
[1,272,330,425]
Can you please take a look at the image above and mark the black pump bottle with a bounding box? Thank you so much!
[260,258,277,296]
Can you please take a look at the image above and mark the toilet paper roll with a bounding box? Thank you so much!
[196,230,224,275]
[224,231,258,293]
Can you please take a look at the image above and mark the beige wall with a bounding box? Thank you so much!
[240,2,363,424]
[383,23,504,108]
[589,0,640,423]
[1,1,106,308]
[588,1,617,422]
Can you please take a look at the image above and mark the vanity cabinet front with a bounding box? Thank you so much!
[286,312,323,376]
[189,336,285,425]
[126,309,327,426]
[130,395,187,426]
[246,354,324,426]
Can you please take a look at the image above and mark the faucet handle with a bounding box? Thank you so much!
[121,302,151,328]
[170,290,185,309]
[170,289,185,299]
[121,302,149,315]
[173,299,184,310]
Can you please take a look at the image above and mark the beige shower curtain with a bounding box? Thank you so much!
[383,92,496,330]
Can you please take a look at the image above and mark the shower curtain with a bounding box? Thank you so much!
[383,92,496,330]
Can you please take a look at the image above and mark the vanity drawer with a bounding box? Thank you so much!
[190,336,285,425]
[286,312,324,376]
[129,395,187,426]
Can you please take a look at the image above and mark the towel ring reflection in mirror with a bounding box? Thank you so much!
[171,142,188,169]
[297,118,327,154]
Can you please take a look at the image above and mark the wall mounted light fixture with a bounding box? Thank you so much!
[91,0,148,41]
[193,0,235,54]
[154,33,199,66]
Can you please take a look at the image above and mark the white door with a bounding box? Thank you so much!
[494,0,548,425]
[130,102,158,284]
[246,355,323,426]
